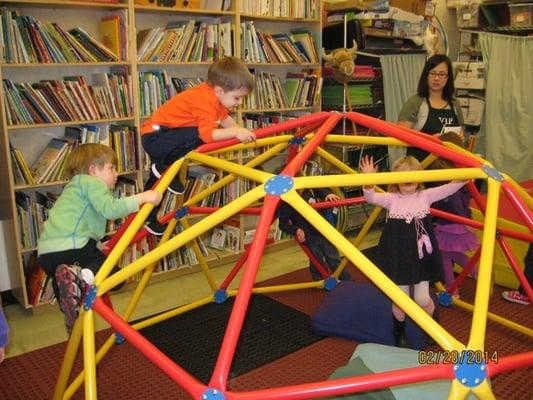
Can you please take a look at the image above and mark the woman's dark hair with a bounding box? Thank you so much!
[417,54,455,102]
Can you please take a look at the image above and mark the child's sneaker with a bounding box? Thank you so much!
[502,290,530,305]
[144,213,166,236]
[55,264,88,333]
[152,163,185,195]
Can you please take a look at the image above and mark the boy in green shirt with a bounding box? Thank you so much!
[38,143,161,333]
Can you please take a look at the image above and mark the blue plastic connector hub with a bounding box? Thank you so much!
[264,175,294,196]
[214,289,228,304]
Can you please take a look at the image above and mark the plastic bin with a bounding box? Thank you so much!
[509,3,533,27]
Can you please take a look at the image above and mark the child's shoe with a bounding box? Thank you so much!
[55,264,89,333]
[502,290,530,305]
[144,215,166,236]
[152,163,185,195]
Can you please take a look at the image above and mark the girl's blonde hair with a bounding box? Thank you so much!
[388,155,423,193]
[65,143,117,179]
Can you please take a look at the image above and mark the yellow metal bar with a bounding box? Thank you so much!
[53,312,84,400]
[468,178,501,350]
[98,186,265,294]
[187,151,273,184]
[181,218,218,292]
[295,168,486,190]
[95,158,185,287]
[472,380,496,400]
[205,135,292,156]
[82,310,97,400]
[185,142,288,207]
[121,217,180,322]
[131,296,214,331]
[282,190,463,350]
[449,379,471,400]
[323,134,406,147]
[353,207,382,248]
[251,281,323,293]
[315,146,358,174]
[65,334,116,400]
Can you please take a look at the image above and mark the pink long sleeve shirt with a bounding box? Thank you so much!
[363,182,467,223]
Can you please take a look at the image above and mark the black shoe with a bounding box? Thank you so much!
[152,163,185,195]
[392,316,409,348]
[144,211,166,236]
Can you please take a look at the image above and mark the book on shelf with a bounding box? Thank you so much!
[100,15,122,59]
[209,227,227,251]
[223,218,241,253]
[25,255,47,306]
[31,138,70,184]
[9,143,35,185]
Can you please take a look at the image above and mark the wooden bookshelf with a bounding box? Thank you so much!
[0,0,322,310]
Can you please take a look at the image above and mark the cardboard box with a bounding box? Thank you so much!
[457,96,485,126]
[456,2,481,28]
[390,0,432,16]
[453,61,485,90]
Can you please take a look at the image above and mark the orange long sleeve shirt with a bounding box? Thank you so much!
[140,83,229,143]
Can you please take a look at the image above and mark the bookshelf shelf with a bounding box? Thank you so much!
[134,5,235,16]
[0,0,322,310]
[239,14,320,23]
[0,62,132,68]
[6,117,136,130]
[0,0,128,11]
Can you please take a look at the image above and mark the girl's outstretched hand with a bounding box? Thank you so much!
[360,155,377,174]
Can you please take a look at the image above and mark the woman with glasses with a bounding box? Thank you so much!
[397,54,464,162]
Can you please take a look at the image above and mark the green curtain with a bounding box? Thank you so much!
[380,53,426,123]
[478,33,533,182]
[379,53,426,164]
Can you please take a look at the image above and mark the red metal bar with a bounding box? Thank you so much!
[219,246,252,290]
[447,246,481,294]
[346,112,480,168]
[298,241,330,279]
[430,208,533,242]
[92,297,206,398]
[496,236,533,303]
[228,363,453,400]
[501,181,533,232]
[487,351,533,377]
[465,179,533,303]
[283,114,342,177]
[209,196,281,389]
[187,206,263,215]
[197,112,330,153]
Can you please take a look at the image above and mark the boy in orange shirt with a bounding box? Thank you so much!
[141,56,256,234]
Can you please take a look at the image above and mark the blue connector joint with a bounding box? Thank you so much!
[438,291,453,307]
[323,277,338,291]
[114,332,125,345]
[289,136,305,145]
[453,354,487,388]
[214,289,228,304]
[174,206,189,219]
[202,388,225,400]
[83,285,97,310]
[264,175,294,196]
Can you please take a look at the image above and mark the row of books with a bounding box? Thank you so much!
[11,123,139,186]
[241,23,318,64]
[240,0,320,19]
[245,69,321,110]
[136,19,233,63]
[25,255,55,306]
[2,71,133,126]
[16,191,57,249]
[0,10,118,64]
[138,73,203,116]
